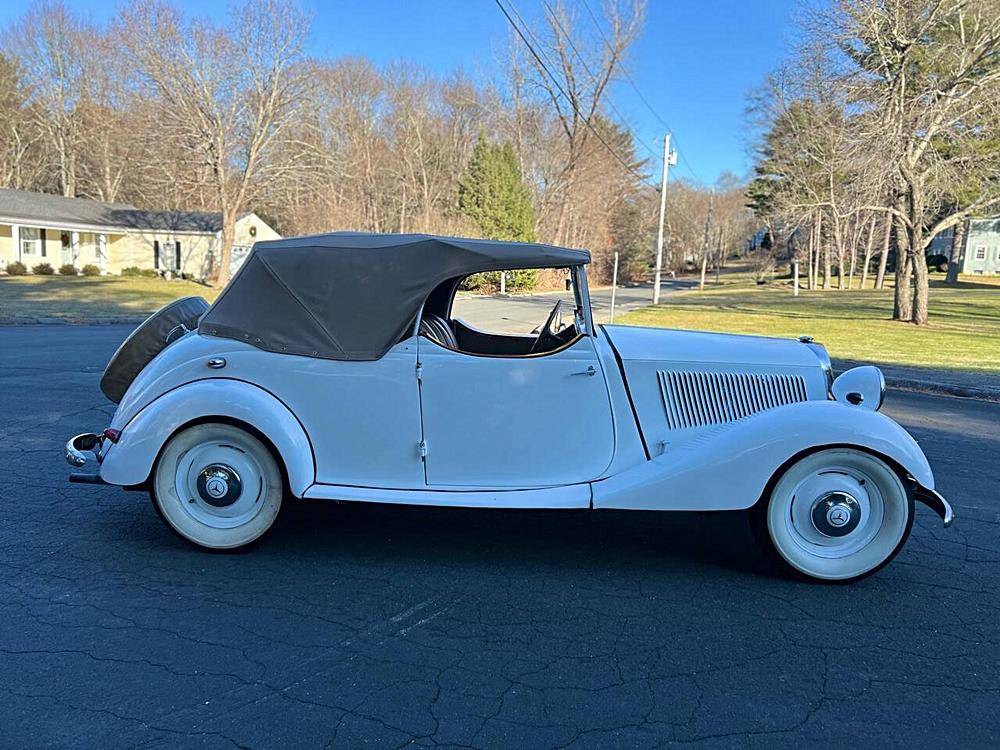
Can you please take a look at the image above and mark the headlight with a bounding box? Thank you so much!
[831,366,885,411]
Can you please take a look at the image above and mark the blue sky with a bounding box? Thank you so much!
[0,0,799,186]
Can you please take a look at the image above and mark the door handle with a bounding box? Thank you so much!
[571,365,597,377]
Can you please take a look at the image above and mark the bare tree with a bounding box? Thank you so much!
[118,0,311,285]
[4,1,93,196]
[835,0,1000,323]
[0,53,48,191]
[514,0,645,246]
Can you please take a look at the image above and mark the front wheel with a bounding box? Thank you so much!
[751,448,914,583]
[151,423,284,550]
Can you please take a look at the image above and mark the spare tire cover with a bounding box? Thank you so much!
[100,296,209,403]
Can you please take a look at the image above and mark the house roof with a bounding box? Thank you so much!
[0,188,235,234]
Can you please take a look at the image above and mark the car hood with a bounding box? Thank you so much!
[601,324,826,369]
[600,325,831,452]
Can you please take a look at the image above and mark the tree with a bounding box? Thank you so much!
[118,0,311,286]
[513,0,645,247]
[0,53,47,191]
[0,0,679,283]
[3,1,91,196]
[836,0,1000,323]
[458,136,537,291]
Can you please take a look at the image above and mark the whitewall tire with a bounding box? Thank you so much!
[752,448,914,583]
[151,423,284,550]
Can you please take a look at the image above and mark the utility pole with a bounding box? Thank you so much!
[609,252,619,323]
[652,133,678,305]
[699,188,715,291]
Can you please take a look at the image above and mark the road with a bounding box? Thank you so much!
[453,280,694,333]
[1,324,998,749]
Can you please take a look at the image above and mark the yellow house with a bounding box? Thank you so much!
[0,188,280,279]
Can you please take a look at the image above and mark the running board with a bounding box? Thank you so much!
[303,482,591,509]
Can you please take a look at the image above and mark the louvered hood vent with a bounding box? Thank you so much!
[657,370,808,430]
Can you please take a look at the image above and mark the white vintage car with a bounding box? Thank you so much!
[66,232,952,582]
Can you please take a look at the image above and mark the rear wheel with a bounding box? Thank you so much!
[751,448,913,583]
[151,423,283,550]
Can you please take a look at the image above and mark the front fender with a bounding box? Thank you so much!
[592,400,934,511]
[100,379,315,496]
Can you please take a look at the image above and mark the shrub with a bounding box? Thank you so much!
[58,263,78,276]
[460,269,539,294]
[32,262,54,275]
[5,261,27,276]
[81,264,100,276]
[121,266,159,278]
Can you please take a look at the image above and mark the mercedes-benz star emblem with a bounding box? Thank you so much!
[206,477,228,498]
[828,506,850,527]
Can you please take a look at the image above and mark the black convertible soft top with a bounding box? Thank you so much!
[198,232,589,361]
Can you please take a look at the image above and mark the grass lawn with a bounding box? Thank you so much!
[0,275,220,322]
[619,274,1000,374]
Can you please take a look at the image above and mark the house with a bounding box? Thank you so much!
[928,217,1000,275]
[0,188,280,278]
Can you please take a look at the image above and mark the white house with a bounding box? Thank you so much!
[0,188,280,278]
[928,217,1000,276]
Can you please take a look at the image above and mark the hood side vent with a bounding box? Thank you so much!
[657,370,808,430]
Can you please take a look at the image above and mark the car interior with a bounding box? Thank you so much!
[417,269,585,357]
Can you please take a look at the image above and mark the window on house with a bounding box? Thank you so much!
[20,227,40,256]
[174,241,182,270]
[974,245,987,260]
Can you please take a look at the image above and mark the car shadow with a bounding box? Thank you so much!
[254,499,770,580]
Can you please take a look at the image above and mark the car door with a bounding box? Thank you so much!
[248,337,426,489]
[417,335,616,488]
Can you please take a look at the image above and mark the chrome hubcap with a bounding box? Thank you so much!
[785,467,884,559]
[811,491,861,537]
[196,464,242,508]
[175,441,265,529]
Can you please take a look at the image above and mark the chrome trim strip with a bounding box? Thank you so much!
[913,484,954,527]
[803,341,834,393]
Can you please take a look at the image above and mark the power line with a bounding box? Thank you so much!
[538,0,662,169]
[578,0,706,185]
[494,0,650,185]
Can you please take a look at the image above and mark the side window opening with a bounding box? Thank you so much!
[419,266,587,357]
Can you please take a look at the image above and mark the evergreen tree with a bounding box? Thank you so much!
[457,136,538,291]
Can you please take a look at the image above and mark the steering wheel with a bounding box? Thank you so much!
[529,300,563,354]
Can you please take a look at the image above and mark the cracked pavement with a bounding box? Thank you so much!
[1,324,998,749]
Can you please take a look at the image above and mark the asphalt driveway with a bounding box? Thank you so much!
[1,325,998,749]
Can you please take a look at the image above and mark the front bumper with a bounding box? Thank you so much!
[913,484,955,527]
[65,432,103,468]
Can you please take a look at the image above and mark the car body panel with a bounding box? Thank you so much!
[601,324,831,460]
[110,334,425,488]
[602,325,827,368]
[592,329,648,477]
[101,378,315,496]
[592,399,934,511]
[417,335,616,488]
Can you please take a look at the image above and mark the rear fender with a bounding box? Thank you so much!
[100,379,315,496]
[591,400,934,511]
